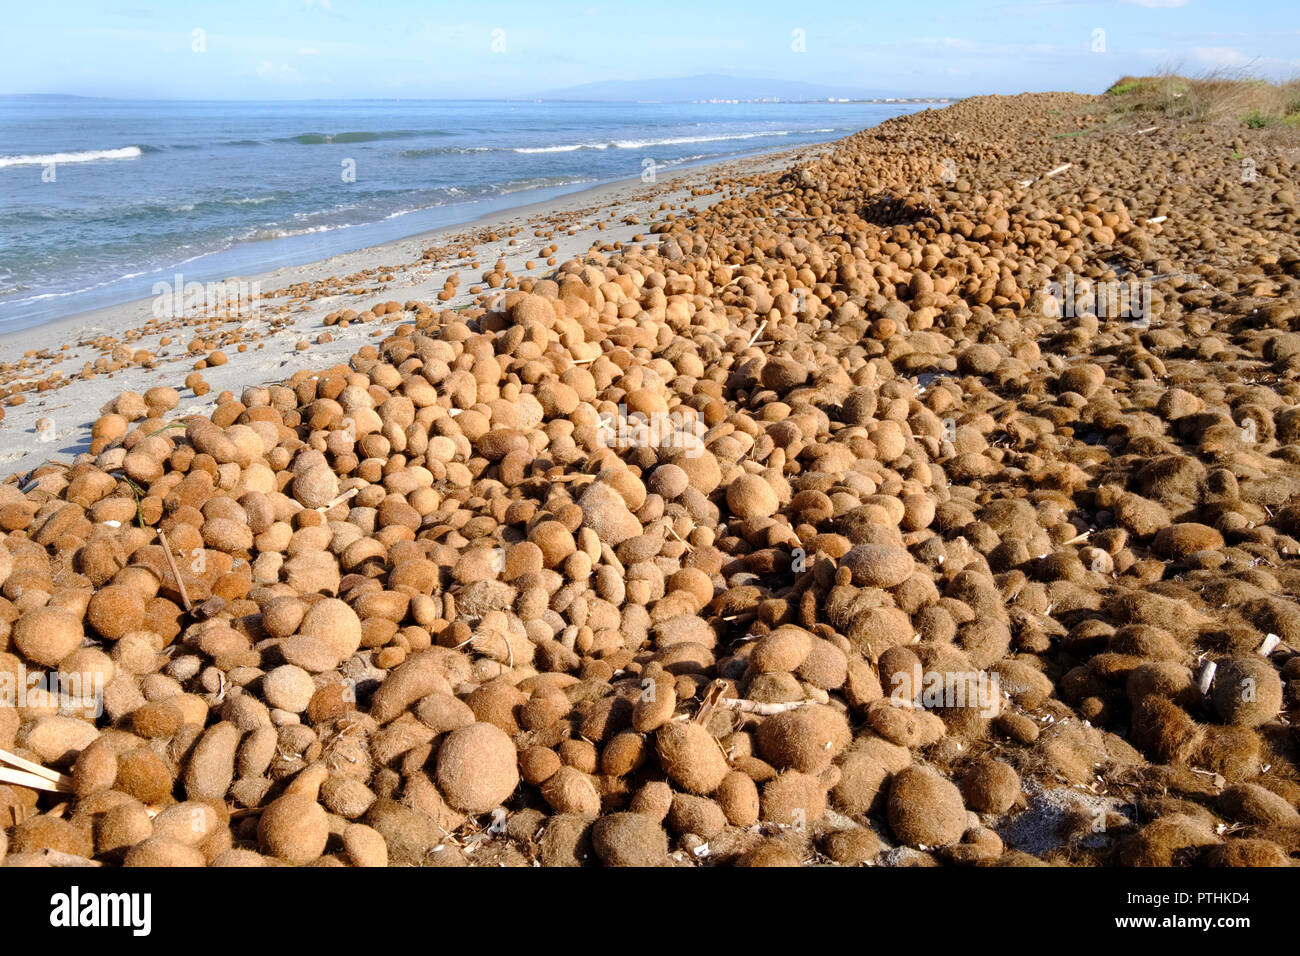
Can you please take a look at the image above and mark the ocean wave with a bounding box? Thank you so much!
[0,146,144,168]
[279,129,450,145]
[2,270,147,305]
[608,130,797,149]
[235,177,593,241]
[396,129,823,158]
[242,224,339,240]
[494,175,593,194]
[512,143,596,153]
[511,130,808,153]
[399,146,493,158]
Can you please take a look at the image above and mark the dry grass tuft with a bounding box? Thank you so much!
[1105,71,1300,132]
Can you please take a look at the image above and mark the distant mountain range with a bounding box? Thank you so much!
[533,74,950,103]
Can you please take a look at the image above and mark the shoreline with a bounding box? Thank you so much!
[0,143,799,337]
[0,143,783,343]
[0,140,828,476]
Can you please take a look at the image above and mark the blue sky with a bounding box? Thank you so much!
[0,0,1296,99]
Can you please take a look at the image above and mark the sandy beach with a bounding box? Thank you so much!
[0,145,821,477]
[2,75,1300,873]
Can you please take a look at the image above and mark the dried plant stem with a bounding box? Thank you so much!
[0,766,71,793]
[316,487,359,512]
[0,747,73,788]
[156,526,193,613]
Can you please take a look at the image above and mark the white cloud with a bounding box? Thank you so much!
[298,47,319,56]
[916,36,1063,57]
[1119,0,1189,8]
[255,60,298,79]
[1192,46,1251,68]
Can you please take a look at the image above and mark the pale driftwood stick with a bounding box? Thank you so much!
[1146,215,1168,224]
[720,697,815,715]
[664,523,695,552]
[0,766,71,793]
[316,487,359,513]
[1257,633,1282,656]
[694,681,727,725]
[1197,661,1217,697]
[746,318,769,349]
[0,747,72,787]
[1137,126,1158,134]
[156,526,193,613]
[1018,162,1074,188]
[718,610,758,623]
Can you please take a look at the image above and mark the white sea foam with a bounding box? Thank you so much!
[0,146,144,168]
[510,130,808,153]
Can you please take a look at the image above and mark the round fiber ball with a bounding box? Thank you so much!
[262,664,316,713]
[131,700,184,739]
[832,752,891,815]
[1201,840,1290,867]
[1152,522,1223,557]
[540,765,602,816]
[726,474,779,520]
[123,837,206,867]
[11,815,93,857]
[539,815,595,867]
[628,781,674,821]
[749,625,814,673]
[655,721,729,794]
[1211,657,1283,728]
[86,584,146,640]
[258,793,329,864]
[715,770,760,827]
[841,543,914,588]
[667,793,728,839]
[887,766,967,848]
[114,747,174,804]
[72,740,119,796]
[648,464,689,500]
[760,770,826,826]
[298,598,363,666]
[1217,784,1300,827]
[736,841,802,867]
[13,606,84,667]
[822,827,881,865]
[960,758,1021,814]
[342,823,388,867]
[436,722,519,812]
[591,812,668,867]
[519,746,562,786]
[94,803,153,859]
[754,704,851,774]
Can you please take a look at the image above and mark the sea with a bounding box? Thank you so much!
[0,97,928,333]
